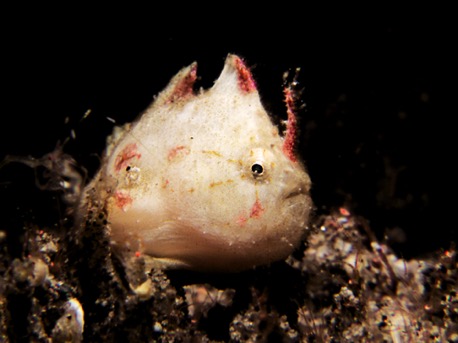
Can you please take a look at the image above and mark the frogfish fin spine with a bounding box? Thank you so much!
[154,62,198,107]
[211,54,258,96]
[282,85,299,163]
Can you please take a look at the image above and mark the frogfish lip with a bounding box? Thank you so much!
[284,182,308,200]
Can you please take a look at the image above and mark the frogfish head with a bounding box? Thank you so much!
[88,54,312,272]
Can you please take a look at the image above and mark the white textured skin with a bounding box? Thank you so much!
[91,54,312,271]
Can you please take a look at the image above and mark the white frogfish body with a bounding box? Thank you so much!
[82,54,312,272]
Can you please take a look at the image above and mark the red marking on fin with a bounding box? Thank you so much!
[249,198,265,218]
[114,190,133,210]
[115,143,141,172]
[234,56,257,93]
[167,63,197,103]
[282,87,298,162]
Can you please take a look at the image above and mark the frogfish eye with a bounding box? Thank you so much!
[251,163,264,177]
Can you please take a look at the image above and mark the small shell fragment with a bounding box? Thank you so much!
[51,298,84,343]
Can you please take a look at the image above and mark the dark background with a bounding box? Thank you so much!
[1,10,455,258]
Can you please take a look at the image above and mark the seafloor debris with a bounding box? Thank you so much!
[294,208,458,342]
[184,284,235,321]
[1,144,86,210]
[0,202,456,342]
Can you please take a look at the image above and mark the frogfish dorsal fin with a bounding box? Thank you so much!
[154,62,198,107]
[211,54,258,95]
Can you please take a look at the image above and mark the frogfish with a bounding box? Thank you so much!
[79,54,312,273]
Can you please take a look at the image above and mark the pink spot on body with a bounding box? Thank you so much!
[114,190,133,210]
[250,198,265,218]
[236,215,248,226]
[168,145,190,161]
[114,143,141,172]
[236,198,265,226]
[234,56,257,93]
[282,87,298,162]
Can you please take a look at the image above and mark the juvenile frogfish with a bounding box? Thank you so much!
[80,54,312,272]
